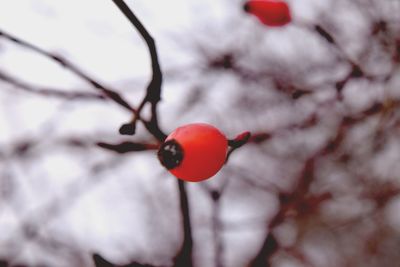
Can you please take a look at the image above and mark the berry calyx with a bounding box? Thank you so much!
[158,139,184,169]
[158,123,228,182]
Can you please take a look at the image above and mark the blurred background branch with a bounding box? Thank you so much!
[0,0,400,267]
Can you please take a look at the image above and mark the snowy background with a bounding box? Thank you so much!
[1,0,400,267]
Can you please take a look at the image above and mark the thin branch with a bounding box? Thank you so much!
[0,69,105,100]
[109,5,182,266]
[199,181,229,267]
[97,141,159,154]
[249,234,279,267]
[173,180,193,267]
[248,107,364,266]
[0,28,166,141]
[93,253,159,267]
[0,28,134,111]
[110,0,166,141]
[3,157,124,261]
[226,131,251,162]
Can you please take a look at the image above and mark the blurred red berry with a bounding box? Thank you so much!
[243,0,291,27]
[158,123,228,182]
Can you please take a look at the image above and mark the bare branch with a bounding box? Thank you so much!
[0,69,105,100]
[110,0,166,141]
[93,253,160,267]
[173,180,193,267]
[97,141,159,154]
[0,29,135,112]
[226,131,251,162]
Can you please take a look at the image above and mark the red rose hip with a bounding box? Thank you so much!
[243,0,291,27]
[158,123,228,182]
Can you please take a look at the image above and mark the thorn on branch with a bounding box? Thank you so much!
[119,123,136,135]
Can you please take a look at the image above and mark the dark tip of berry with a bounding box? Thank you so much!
[158,139,184,170]
[243,2,250,12]
[119,123,136,135]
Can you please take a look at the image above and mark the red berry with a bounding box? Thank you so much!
[158,123,228,182]
[243,0,291,27]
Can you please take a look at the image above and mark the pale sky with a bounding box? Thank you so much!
[2,1,393,267]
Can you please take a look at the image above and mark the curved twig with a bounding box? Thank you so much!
[111,0,166,141]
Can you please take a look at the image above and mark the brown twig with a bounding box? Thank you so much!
[0,69,105,100]
[110,0,166,141]
[173,180,193,267]
[109,4,190,267]
[226,131,251,162]
[0,28,134,111]
[97,141,159,154]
